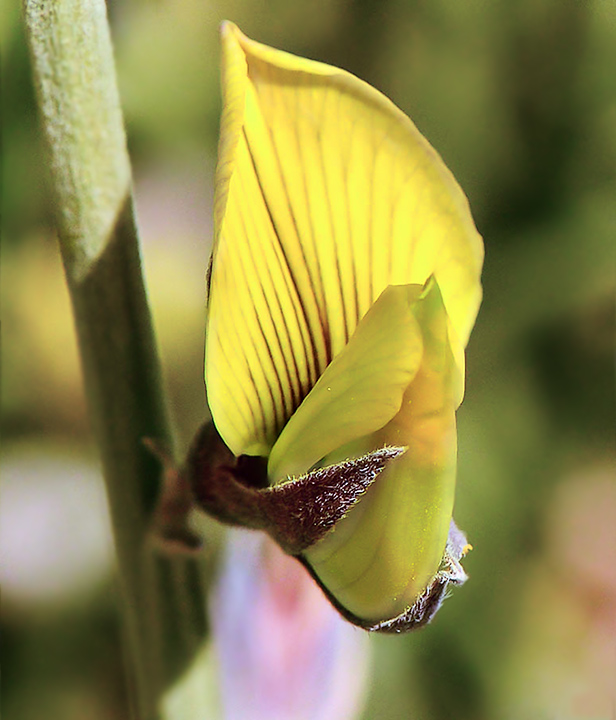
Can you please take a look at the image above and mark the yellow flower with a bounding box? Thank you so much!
[195,22,483,631]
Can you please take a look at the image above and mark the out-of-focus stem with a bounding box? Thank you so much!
[23,1,208,717]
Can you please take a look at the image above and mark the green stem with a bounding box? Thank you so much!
[23,1,208,718]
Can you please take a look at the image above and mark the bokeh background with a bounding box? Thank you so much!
[2,0,615,718]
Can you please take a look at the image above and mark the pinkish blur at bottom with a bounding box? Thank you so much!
[212,529,370,720]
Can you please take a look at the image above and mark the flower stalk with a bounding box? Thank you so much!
[23,1,208,717]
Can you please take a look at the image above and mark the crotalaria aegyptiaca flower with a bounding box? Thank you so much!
[187,22,484,632]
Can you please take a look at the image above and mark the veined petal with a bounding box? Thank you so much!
[206,22,483,458]
[268,284,426,484]
[304,279,458,621]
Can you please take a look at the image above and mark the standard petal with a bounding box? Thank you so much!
[205,23,483,457]
[268,283,426,483]
[304,279,459,622]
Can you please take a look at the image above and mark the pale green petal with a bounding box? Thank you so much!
[205,22,483,458]
[305,279,458,621]
[268,284,426,483]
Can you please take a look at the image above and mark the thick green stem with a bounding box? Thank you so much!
[23,1,208,718]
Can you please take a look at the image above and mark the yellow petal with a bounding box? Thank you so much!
[206,22,483,457]
[305,279,458,621]
[268,283,427,483]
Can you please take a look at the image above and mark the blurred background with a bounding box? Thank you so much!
[2,0,615,718]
